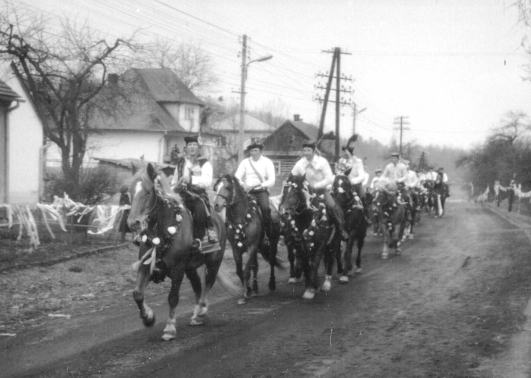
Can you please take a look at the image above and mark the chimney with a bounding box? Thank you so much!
[107,73,119,85]
[293,114,301,121]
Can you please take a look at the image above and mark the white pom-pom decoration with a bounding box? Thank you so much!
[167,226,177,235]
[152,237,161,245]
[141,235,148,243]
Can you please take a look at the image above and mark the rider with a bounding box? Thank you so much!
[171,134,217,249]
[436,167,450,197]
[369,169,384,192]
[382,152,410,205]
[343,134,368,198]
[234,141,276,240]
[291,141,349,240]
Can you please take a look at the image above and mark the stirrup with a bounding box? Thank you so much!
[192,238,202,251]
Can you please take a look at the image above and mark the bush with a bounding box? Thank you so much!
[44,166,118,204]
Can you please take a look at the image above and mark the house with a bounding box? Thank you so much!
[45,68,220,169]
[262,114,335,179]
[0,66,44,204]
[207,113,276,148]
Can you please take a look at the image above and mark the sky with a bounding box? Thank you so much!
[17,0,531,149]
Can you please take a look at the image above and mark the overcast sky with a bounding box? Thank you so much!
[21,0,531,149]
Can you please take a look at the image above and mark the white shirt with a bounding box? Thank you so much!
[172,157,213,189]
[346,155,367,186]
[291,154,333,190]
[235,155,276,189]
[370,175,384,190]
[404,170,419,188]
[382,162,408,183]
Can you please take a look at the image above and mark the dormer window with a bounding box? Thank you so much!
[185,106,194,121]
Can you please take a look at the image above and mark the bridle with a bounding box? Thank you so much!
[215,177,236,207]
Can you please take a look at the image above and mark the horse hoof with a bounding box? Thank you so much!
[396,248,402,255]
[198,305,208,317]
[269,280,276,291]
[161,332,176,341]
[189,317,204,326]
[381,253,389,260]
[288,277,297,284]
[237,298,247,305]
[355,267,363,274]
[142,314,156,327]
[408,234,415,240]
[339,275,349,284]
[302,289,316,300]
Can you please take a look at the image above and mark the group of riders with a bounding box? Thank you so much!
[166,133,450,253]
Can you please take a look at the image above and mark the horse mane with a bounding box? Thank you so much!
[221,174,247,204]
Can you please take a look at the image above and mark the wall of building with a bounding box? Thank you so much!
[2,73,43,204]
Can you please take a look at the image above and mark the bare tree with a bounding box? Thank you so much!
[134,38,217,92]
[0,4,132,198]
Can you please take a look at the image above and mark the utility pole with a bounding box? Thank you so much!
[314,47,352,160]
[238,34,248,162]
[393,115,410,156]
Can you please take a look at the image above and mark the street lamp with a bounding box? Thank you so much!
[238,35,273,161]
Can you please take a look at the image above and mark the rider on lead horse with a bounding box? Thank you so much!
[171,135,217,250]
[234,141,276,241]
[291,141,349,241]
[342,134,369,198]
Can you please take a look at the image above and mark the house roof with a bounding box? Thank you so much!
[130,68,204,106]
[0,79,20,102]
[281,120,335,141]
[209,113,275,133]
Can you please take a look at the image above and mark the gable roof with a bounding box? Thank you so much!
[128,68,204,106]
[279,119,335,141]
[209,113,275,132]
[0,79,20,102]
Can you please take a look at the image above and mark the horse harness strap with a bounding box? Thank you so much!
[227,196,260,253]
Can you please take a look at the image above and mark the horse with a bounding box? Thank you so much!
[331,174,368,283]
[279,174,335,299]
[373,188,407,259]
[278,174,313,286]
[127,163,231,341]
[213,174,281,305]
[433,179,449,217]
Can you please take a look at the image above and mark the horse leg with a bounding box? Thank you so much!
[382,231,390,260]
[321,240,335,292]
[340,236,353,283]
[162,266,185,341]
[251,251,259,295]
[287,243,297,284]
[185,267,204,326]
[132,265,155,328]
[301,244,315,300]
[268,235,279,291]
[355,231,366,273]
[197,251,224,318]
[233,249,248,305]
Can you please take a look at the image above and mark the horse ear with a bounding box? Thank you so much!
[146,163,157,182]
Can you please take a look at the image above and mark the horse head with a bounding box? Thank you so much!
[277,174,305,215]
[332,174,354,206]
[213,174,245,212]
[128,163,161,232]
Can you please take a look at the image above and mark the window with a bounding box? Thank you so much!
[184,106,194,121]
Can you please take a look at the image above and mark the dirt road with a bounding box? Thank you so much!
[3,199,531,377]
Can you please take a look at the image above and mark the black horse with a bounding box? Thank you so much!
[331,174,368,282]
[279,174,335,299]
[373,188,407,259]
[213,174,281,305]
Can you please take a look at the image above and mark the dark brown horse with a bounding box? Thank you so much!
[331,174,368,283]
[279,174,335,299]
[373,188,407,259]
[213,174,281,305]
[127,163,232,341]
